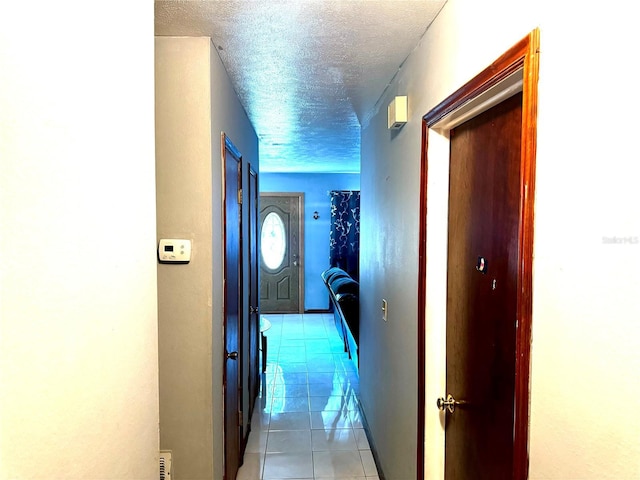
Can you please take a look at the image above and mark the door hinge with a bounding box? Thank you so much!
[238,188,243,205]
[238,410,243,426]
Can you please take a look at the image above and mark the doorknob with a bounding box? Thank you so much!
[437,394,461,414]
[226,351,238,360]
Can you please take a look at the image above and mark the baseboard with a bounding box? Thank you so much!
[304,308,331,313]
[356,398,386,480]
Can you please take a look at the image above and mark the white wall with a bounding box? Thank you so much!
[360,0,640,478]
[0,3,159,480]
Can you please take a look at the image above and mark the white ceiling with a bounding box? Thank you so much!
[155,0,447,173]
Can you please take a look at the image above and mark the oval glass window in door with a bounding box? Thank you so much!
[261,211,287,270]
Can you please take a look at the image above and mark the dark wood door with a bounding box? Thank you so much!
[248,167,260,419]
[222,134,242,480]
[259,194,303,313]
[444,92,522,479]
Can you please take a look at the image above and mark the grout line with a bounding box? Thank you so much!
[243,313,373,479]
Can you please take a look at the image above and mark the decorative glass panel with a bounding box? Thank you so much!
[261,212,286,269]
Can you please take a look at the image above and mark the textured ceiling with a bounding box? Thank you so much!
[155,1,447,173]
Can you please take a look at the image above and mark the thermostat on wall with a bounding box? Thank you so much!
[158,239,191,263]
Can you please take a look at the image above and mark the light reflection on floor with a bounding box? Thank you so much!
[238,313,380,480]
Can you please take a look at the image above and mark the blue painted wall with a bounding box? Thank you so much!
[260,172,360,310]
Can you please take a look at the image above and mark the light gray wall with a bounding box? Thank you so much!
[155,36,258,480]
[359,0,640,479]
[360,83,422,480]
[210,39,261,461]
[209,36,260,468]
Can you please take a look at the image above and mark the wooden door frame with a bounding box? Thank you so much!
[259,192,305,313]
[247,165,260,422]
[222,132,243,480]
[417,29,540,479]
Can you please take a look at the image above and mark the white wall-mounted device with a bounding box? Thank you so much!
[387,95,408,129]
[158,239,191,263]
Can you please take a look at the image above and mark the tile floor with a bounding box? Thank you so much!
[237,313,380,480]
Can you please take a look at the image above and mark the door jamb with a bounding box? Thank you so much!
[247,165,260,425]
[417,28,540,479]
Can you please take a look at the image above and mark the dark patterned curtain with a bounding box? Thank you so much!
[329,190,360,281]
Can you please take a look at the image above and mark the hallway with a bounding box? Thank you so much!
[238,313,380,479]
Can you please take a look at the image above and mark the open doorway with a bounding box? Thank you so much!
[257,174,360,313]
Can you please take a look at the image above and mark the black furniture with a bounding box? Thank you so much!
[321,267,359,370]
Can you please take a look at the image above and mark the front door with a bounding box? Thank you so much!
[443,92,522,479]
[259,193,303,313]
[222,133,242,480]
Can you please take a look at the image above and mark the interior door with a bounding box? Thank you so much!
[247,166,260,419]
[443,92,522,479]
[222,133,242,480]
[259,193,303,313]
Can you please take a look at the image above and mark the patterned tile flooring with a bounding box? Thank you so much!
[237,313,379,480]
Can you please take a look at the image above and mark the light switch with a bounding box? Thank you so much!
[158,239,191,263]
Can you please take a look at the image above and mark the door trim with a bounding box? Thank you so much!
[417,29,540,479]
[221,132,243,480]
[247,165,260,423]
